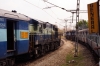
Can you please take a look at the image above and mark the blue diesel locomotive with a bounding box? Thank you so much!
[0,9,61,66]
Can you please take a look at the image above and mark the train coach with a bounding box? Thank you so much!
[65,30,76,41]
[0,9,31,66]
[65,28,100,60]
[0,9,61,66]
[77,29,88,44]
[77,29,100,57]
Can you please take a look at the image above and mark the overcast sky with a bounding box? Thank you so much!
[0,0,97,29]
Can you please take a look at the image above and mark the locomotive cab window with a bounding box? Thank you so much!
[34,24,38,31]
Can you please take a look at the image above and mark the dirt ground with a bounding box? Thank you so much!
[23,39,96,66]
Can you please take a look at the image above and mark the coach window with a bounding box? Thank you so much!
[83,32,84,37]
[84,32,86,36]
[86,31,87,35]
[97,36,99,43]
[81,32,82,36]
[82,32,83,37]
[82,32,84,37]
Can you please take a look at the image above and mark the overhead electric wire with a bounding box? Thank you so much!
[42,1,59,19]
[23,0,58,21]
[42,0,72,26]
[42,1,63,25]
[23,0,70,27]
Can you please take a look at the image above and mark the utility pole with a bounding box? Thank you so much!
[71,12,75,23]
[64,19,68,32]
[74,0,80,57]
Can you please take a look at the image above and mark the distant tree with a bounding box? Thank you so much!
[76,20,88,30]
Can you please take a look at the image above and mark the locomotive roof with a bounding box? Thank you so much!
[32,18,45,24]
[0,9,31,21]
[34,19,55,26]
[37,20,44,24]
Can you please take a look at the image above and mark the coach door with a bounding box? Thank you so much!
[7,20,16,52]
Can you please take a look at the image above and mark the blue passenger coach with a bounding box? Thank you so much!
[0,9,31,65]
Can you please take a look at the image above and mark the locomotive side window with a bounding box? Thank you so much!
[34,24,38,31]
[46,22,50,28]
[53,25,55,30]
[39,24,42,33]
[43,23,46,29]
[29,24,34,33]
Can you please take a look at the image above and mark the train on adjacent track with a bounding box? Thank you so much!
[65,29,100,59]
[0,9,61,66]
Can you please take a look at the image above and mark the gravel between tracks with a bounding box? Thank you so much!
[23,39,95,66]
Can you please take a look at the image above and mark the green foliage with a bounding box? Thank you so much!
[76,20,88,30]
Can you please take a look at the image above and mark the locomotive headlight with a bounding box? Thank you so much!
[36,40,38,45]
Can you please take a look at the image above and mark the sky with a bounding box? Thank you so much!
[0,0,97,29]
